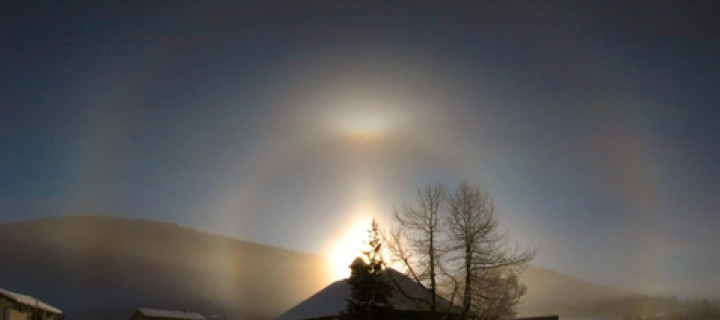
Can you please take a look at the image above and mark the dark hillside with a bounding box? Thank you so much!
[519,264,638,317]
[0,216,330,320]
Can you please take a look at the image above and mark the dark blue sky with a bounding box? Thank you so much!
[2,1,719,297]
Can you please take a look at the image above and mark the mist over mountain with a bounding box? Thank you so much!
[0,216,665,320]
[520,264,637,317]
[0,216,329,320]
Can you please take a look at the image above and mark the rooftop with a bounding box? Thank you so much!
[0,287,63,314]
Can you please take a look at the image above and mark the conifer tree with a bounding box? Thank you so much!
[341,219,394,320]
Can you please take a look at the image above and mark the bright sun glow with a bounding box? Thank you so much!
[328,215,372,280]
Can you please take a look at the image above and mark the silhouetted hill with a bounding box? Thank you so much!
[520,265,639,317]
[0,216,331,320]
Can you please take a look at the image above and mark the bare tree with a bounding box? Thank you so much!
[385,184,447,320]
[447,183,535,320]
[387,183,535,320]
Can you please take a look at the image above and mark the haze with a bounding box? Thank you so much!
[2,2,719,298]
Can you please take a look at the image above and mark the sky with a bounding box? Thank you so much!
[2,1,720,298]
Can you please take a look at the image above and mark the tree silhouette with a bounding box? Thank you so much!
[341,219,394,320]
[385,184,447,320]
[386,183,535,320]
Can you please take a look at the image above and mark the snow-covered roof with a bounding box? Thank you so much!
[0,288,63,314]
[136,308,207,320]
[276,268,459,320]
[276,279,349,320]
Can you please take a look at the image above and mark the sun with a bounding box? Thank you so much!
[326,207,399,282]
[327,217,371,281]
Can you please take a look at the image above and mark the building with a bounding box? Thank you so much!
[130,308,207,320]
[276,268,463,320]
[0,287,63,320]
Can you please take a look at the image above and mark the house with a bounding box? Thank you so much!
[276,268,463,320]
[0,287,63,320]
[130,308,207,320]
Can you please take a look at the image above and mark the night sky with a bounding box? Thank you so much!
[2,2,719,298]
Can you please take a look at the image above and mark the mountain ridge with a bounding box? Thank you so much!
[0,215,331,320]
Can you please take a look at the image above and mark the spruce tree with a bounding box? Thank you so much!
[341,219,394,320]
